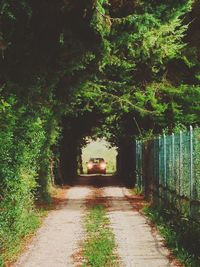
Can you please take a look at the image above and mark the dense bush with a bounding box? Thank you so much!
[0,94,60,265]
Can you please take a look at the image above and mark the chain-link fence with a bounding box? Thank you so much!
[135,126,200,221]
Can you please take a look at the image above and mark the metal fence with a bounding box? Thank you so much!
[135,126,200,221]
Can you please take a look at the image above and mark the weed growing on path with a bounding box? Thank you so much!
[129,187,143,196]
[82,204,118,267]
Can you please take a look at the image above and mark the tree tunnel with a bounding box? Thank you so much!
[58,110,137,187]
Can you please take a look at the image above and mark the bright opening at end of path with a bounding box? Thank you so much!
[81,138,117,174]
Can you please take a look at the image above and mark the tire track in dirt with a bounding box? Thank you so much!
[103,186,182,267]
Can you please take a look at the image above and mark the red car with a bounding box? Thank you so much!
[87,158,106,174]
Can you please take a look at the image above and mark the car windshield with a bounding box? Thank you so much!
[90,158,104,163]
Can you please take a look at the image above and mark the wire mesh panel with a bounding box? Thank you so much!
[135,126,200,221]
[193,128,200,200]
[159,137,165,187]
[182,131,190,198]
[192,128,200,220]
[166,135,173,190]
[174,134,181,195]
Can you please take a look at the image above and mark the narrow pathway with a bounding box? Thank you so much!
[14,176,182,267]
[14,187,91,267]
[104,187,178,267]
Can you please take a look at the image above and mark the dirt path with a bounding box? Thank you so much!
[14,176,181,267]
[104,186,179,267]
[14,187,91,267]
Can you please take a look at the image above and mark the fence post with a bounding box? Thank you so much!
[163,133,167,188]
[135,140,142,190]
[135,140,138,187]
[179,130,183,196]
[189,126,194,216]
[189,126,194,199]
[172,133,175,185]
[153,138,156,188]
[158,136,161,198]
[140,142,143,191]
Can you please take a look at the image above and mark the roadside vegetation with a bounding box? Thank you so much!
[0,97,60,266]
[0,181,65,266]
[129,187,143,196]
[0,208,47,267]
[82,204,118,267]
[143,205,200,267]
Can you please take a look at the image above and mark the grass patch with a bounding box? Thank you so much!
[0,207,48,267]
[129,187,143,196]
[143,205,200,267]
[0,186,67,266]
[82,204,118,267]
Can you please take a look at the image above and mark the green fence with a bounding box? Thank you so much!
[135,126,200,221]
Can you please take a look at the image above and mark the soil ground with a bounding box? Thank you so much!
[13,175,182,267]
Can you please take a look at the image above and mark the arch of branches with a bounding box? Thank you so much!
[0,0,200,195]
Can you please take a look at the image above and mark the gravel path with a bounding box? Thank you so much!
[14,176,181,267]
[104,187,178,267]
[14,187,91,267]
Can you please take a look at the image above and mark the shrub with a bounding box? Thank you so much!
[0,95,59,265]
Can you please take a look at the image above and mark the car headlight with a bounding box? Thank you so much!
[87,162,93,169]
[100,163,106,169]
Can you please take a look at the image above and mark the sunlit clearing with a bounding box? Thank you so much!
[82,138,117,174]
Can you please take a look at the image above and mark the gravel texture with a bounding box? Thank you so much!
[14,176,181,267]
[104,186,178,267]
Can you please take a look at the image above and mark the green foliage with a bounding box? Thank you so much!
[1,0,198,144]
[0,92,60,265]
[129,187,143,196]
[36,107,61,202]
[112,12,188,69]
[91,0,111,38]
[63,0,198,147]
